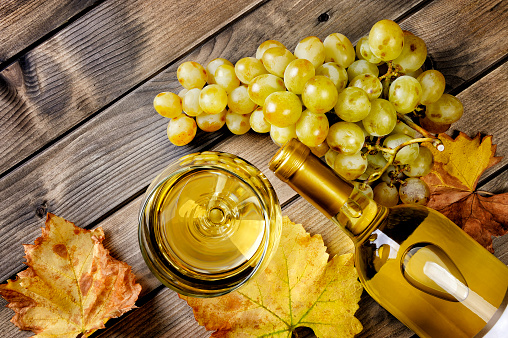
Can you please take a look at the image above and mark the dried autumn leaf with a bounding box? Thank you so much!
[181,216,363,338]
[0,213,141,337]
[422,132,508,252]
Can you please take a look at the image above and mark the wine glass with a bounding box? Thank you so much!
[139,151,282,297]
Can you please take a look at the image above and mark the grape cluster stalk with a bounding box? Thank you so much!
[153,19,464,207]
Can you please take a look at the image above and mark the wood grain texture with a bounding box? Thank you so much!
[479,168,508,195]
[0,0,266,175]
[493,233,508,265]
[0,0,427,283]
[0,0,101,64]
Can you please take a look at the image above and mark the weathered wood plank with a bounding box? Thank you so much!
[0,0,101,65]
[0,0,428,283]
[0,0,266,175]
[493,233,508,265]
[479,168,508,195]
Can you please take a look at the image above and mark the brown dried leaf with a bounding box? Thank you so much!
[181,216,363,338]
[422,133,508,252]
[0,213,142,337]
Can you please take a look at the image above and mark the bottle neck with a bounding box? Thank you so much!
[269,139,386,241]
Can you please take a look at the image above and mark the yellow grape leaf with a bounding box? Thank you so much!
[0,213,141,337]
[425,132,502,192]
[181,216,363,338]
[422,133,508,252]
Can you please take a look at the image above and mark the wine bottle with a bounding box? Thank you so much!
[269,139,508,338]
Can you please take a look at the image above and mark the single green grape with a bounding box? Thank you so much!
[388,75,422,114]
[263,91,302,128]
[326,121,364,155]
[256,40,286,59]
[234,57,268,85]
[355,36,383,65]
[294,36,326,68]
[196,109,227,132]
[333,152,368,181]
[392,32,427,72]
[347,60,380,82]
[383,133,419,165]
[368,19,404,61]
[215,64,241,94]
[362,98,397,136]
[348,73,382,100]
[295,109,329,147]
[182,88,203,116]
[315,62,348,92]
[249,107,271,133]
[262,47,296,77]
[425,93,463,124]
[167,113,197,146]
[368,151,388,168]
[399,178,430,205]
[248,74,286,106]
[206,58,233,84]
[284,59,315,94]
[153,92,182,118]
[177,61,208,89]
[404,146,434,177]
[228,85,257,115]
[270,124,297,146]
[323,33,355,68]
[225,109,251,135]
[334,87,371,122]
[417,70,446,105]
[373,182,399,207]
[199,84,228,114]
[301,76,339,114]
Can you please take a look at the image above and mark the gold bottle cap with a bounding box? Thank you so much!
[269,139,353,218]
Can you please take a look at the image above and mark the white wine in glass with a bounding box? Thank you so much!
[139,151,282,297]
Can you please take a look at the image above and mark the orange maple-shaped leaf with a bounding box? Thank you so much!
[422,133,508,252]
[0,213,141,337]
[181,216,363,338]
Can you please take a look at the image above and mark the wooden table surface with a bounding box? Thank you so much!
[1,0,507,337]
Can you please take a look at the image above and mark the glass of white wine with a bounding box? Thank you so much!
[139,151,282,297]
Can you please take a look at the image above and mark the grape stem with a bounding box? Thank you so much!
[365,137,442,183]
[397,113,445,151]
[378,61,402,81]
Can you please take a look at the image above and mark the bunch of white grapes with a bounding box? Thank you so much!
[153,19,463,207]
